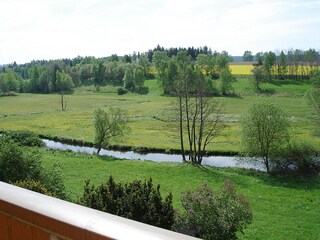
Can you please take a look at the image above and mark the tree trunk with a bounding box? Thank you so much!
[178,96,186,162]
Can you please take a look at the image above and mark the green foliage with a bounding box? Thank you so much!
[250,66,265,92]
[117,87,128,95]
[0,136,42,183]
[123,67,135,91]
[0,70,21,94]
[0,135,66,199]
[273,141,320,175]
[263,51,276,78]
[6,130,44,147]
[133,67,146,90]
[240,101,290,172]
[40,163,67,199]
[80,176,174,229]
[13,179,52,196]
[219,67,236,95]
[242,51,253,62]
[56,70,74,93]
[175,180,252,240]
[93,107,129,153]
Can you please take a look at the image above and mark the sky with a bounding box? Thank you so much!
[0,0,320,64]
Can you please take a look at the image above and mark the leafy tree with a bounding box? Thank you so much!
[240,101,290,172]
[173,63,224,164]
[38,69,51,93]
[263,51,276,79]
[215,51,231,72]
[56,71,74,111]
[56,70,74,93]
[123,67,135,91]
[134,67,146,90]
[138,54,150,77]
[93,60,106,86]
[255,52,264,65]
[250,66,265,92]
[93,107,129,154]
[196,54,216,78]
[0,70,20,93]
[153,51,173,94]
[219,67,235,95]
[79,64,93,85]
[243,50,253,62]
[175,180,252,240]
[278,50,287,79]
[80,176,174,230]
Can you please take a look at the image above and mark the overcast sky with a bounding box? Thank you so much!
[0,0,319,64]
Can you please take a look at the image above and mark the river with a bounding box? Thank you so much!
[43,139,264,171]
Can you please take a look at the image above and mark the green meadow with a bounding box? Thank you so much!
[0,77,319,153]
[40,149,320,240]
[1,75,320,239]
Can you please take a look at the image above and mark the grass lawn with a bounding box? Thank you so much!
[41,149,320,240]
[0,77,319,153]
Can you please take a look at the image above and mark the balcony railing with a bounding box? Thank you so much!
[0,181,199,240]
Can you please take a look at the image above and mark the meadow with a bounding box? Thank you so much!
[1,73,320,239]
[41,149,320,240]
[0,76,319,153]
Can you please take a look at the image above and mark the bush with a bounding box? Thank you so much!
[80,176,174,229]
[0,136,42,182]
[6,130,44,147]
[272,141,320,175]
[14,179,52,196]
[136,86,149,95]
[40,163,67,200]
[174,180,252,240]
[117,87,128,95]
[0,135,67,199]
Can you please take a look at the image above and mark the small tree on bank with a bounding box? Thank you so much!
[240,101,290,172]
[93,107,129,154]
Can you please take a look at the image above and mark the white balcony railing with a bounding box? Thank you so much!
[0,181,199,240]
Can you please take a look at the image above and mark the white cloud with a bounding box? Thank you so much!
[0,0,319,64]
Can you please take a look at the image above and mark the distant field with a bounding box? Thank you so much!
[230,62,254,75]
[0,77,319,153]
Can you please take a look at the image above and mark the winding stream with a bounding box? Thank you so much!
[43,139,264,171]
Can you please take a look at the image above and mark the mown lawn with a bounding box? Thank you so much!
[41,149,320,240]
[0,77,319,153]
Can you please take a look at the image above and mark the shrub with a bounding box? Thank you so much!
[272,141,320,175]
[40,163,67,200]
[0,136,42,182]
[6,130,44,147]
[174,180,252,240]
[80,176,174,229]
[14,179,52,196]
[0,135,67,199]
[136,86,149,95]
[117,87,128,95]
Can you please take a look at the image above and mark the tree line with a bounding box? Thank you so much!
[243,48,320,80]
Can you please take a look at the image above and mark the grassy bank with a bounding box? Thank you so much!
[41,149,320,240]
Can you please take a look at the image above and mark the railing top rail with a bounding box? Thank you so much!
[0,181,199,240]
